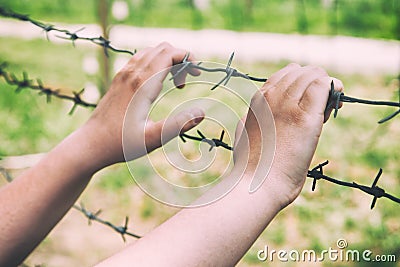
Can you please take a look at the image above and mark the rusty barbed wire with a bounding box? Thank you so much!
[2,6,399,122]
[170,52,267,89]
[1,7,400,211]
[0,167,12,182]
[0,7,135,57]
[307,161,400,209]
[73,204,141,241]
[0,62,97,114]
[179,129,233,151]
[325,81,400,123]
[0,167,140,241]
[173,53,400,123]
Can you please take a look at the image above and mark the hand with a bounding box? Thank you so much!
[234,63,344,208]
[82,42,204,169]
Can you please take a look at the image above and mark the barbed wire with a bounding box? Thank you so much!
[179,129,233,151]
[325,81,400,123]
[73,204,141,241]
[1,6,399,211]
[2,7,399,122]
[0,62,97,114]
[173,53,400,124]
[0,167,12,182]
[0,7,135,57]
[0,167,140,241]
[307,161,400,209]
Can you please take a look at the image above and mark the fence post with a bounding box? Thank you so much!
[97,0,111,96]
[295,0,308,34]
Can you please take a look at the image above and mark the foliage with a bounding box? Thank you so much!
[0,0,398,39]
[0,2,399,266]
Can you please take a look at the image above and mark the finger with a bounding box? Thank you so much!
[141,43,200,89]
[171,53,201,89]
[134,43,198,106]
[324,77,345,122]
[260,63,301,93]
[298,76,336,119]
[285,65,328,101]
[144,108,205,151]
[233,115,246,149]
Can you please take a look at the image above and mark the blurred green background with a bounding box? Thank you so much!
[1,0,399,39]
[0,0,399,266]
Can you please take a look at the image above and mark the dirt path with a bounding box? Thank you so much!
[1,18,399,75]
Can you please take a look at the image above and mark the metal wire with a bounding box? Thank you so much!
[0,7,135,57]
[1,6,400,212]
[307,161,400,209]
[325,81,400,123]
[0,62,97,114]
[2,7,399,122]
[73,204,141,241]
[179,129,233,151]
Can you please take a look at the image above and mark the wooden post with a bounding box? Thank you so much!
[296,0,308,34]
[98,0,111,96]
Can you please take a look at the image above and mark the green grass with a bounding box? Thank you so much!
[1,27,399,267]
[0,37,94,155]
[1,0,399,40]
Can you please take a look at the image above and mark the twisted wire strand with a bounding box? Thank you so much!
[0,167,141,241]
[2,6,398,122]
[0,7,135,56]
[0,62,97,114]
[179,129,233,151]
[307,161,400,209]
[1,7,400,211]
[73,204,141,241]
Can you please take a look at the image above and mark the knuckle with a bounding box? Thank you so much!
[312,65,328,76]
[158,42,173,52]
[263,87,275,101]
[115,69,143,89]
[303,65,327,76]
[310,77,327,89]
[287,62,301,69]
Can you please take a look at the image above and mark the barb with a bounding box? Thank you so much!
[0,7,135,56]
[0,63,97,114]
[307,161,400,209]
[326,81,400,123]
[170,52,267,90]
[0,167,140,241]
[0,167,12,182]
[179,129,233,151]
[174,54,400,124]
[73,204,141,241]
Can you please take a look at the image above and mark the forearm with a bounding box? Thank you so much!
[97,170,284,267]
[0,125,104,266]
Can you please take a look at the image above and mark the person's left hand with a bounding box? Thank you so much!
[82,42,204,169]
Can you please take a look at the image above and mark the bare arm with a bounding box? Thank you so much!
[0,43,202,266]
[97,64,344,266]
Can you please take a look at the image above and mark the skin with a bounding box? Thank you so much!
[96,63,343,267]
[0,42,203,266]
[0,42,343,266]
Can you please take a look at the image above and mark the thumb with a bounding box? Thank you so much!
[234,115,246,149]
[145,108,205,151]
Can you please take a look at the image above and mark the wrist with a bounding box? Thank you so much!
[60,124,115,176]
[265,166,305,209]
[229,169,286,214]
[236,167,303,212]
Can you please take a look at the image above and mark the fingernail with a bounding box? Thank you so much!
[191,108,204,124]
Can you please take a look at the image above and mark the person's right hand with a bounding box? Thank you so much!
[233,63,344,209]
